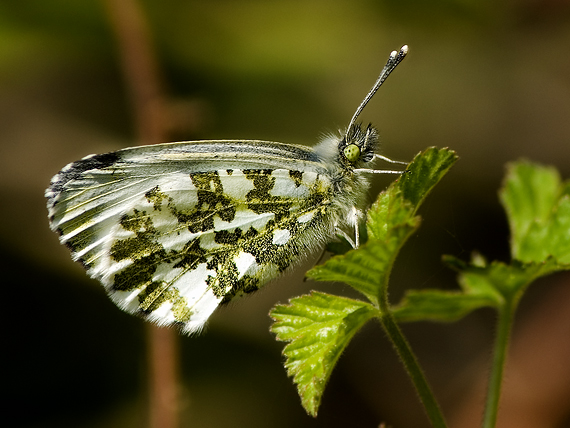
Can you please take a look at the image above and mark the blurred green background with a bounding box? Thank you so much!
[2,1,570,427]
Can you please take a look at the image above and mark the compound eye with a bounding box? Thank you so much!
[343,144,361,163]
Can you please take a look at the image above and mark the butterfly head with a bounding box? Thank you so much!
[339,123,378,169]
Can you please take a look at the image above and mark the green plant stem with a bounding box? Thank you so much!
[482,301,515,428]
[379,311,448,428]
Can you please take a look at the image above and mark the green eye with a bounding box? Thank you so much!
[343,144,361,162]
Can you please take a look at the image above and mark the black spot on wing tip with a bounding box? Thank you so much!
[76,151,120,172]
[48,151,121,195]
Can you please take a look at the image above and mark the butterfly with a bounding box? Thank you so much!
[46,45,408,334]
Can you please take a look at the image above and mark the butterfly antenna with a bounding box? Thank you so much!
[347,45,408,131]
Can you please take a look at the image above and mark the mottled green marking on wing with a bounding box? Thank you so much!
[106,208,193,322]
[106,169,334,315]
[137,281,192,322]
[172,239,207,270]
[244,169,293,222]
[185,172,237,231]
[289,170,304,188]
[45,139,344,332]
[145,186,168,211]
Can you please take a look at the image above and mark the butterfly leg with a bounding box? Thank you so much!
[350,206,364,249]
[373,153,408,165]
[334,206,363,249]
[354,168,403,174]
[335,227,357,249]
[354,154,409,175]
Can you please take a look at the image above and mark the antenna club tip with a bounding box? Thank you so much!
[346,45,408,130]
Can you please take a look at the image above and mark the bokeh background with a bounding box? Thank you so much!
[2,1,570,427]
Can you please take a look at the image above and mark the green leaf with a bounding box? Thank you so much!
[500,161,570,264]
[421,161,570,324]
[270,292,377,416]
[392,254,500,322]
[445,256,561,307]
[308,223,418,306]
[447,161,570,428]
[392,290,498,323]
[367,147,458,241]
[365,184,416,243]
[399,146,459,210]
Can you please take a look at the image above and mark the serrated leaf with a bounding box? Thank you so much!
[445,256,562,306]
[548,196,570,263]
[392,290,499,323]
[393,254,501,323]
[367,147,458,241]
[517,195,570,264]
[500,161,570,263]
[308,223,418,306]
[396,260,562,324]
[430,161,570,323]
[270,292,377,416]
[399,146,459,209]
[366,185,416,242]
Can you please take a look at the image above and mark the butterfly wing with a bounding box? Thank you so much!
[47,140,335,334]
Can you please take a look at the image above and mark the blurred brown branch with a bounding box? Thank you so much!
[103,0,168,145]
[102,1,180,428]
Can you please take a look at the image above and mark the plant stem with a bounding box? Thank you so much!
[482,301,515,428]
[379,312,448,428]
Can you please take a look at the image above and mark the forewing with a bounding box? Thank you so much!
[46,141,333,334]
